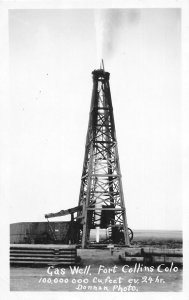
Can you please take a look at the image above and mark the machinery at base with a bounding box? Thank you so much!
[45,205,133,246]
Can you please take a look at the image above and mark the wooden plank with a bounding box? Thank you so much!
[120,256,144,262]
[10,252,76,256]
[10,254,76,258]
[10,256,76,261]
[10,244,77,249]
[10,249,54,253]
[152,256,183,264]
[10,260,76,264]
[10,261,76,265]
[10,253,77,257]
[10,250,76,254]
[142,247,182,257]
[45,206,82,219]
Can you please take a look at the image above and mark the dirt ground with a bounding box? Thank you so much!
[10,248,182,292]
[10,230,183,292]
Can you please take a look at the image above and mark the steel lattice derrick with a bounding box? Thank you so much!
[78,68,130,248]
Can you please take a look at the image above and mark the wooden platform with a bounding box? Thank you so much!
[10,244,78,266]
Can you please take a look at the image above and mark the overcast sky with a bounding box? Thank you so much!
[9,8,181,230]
